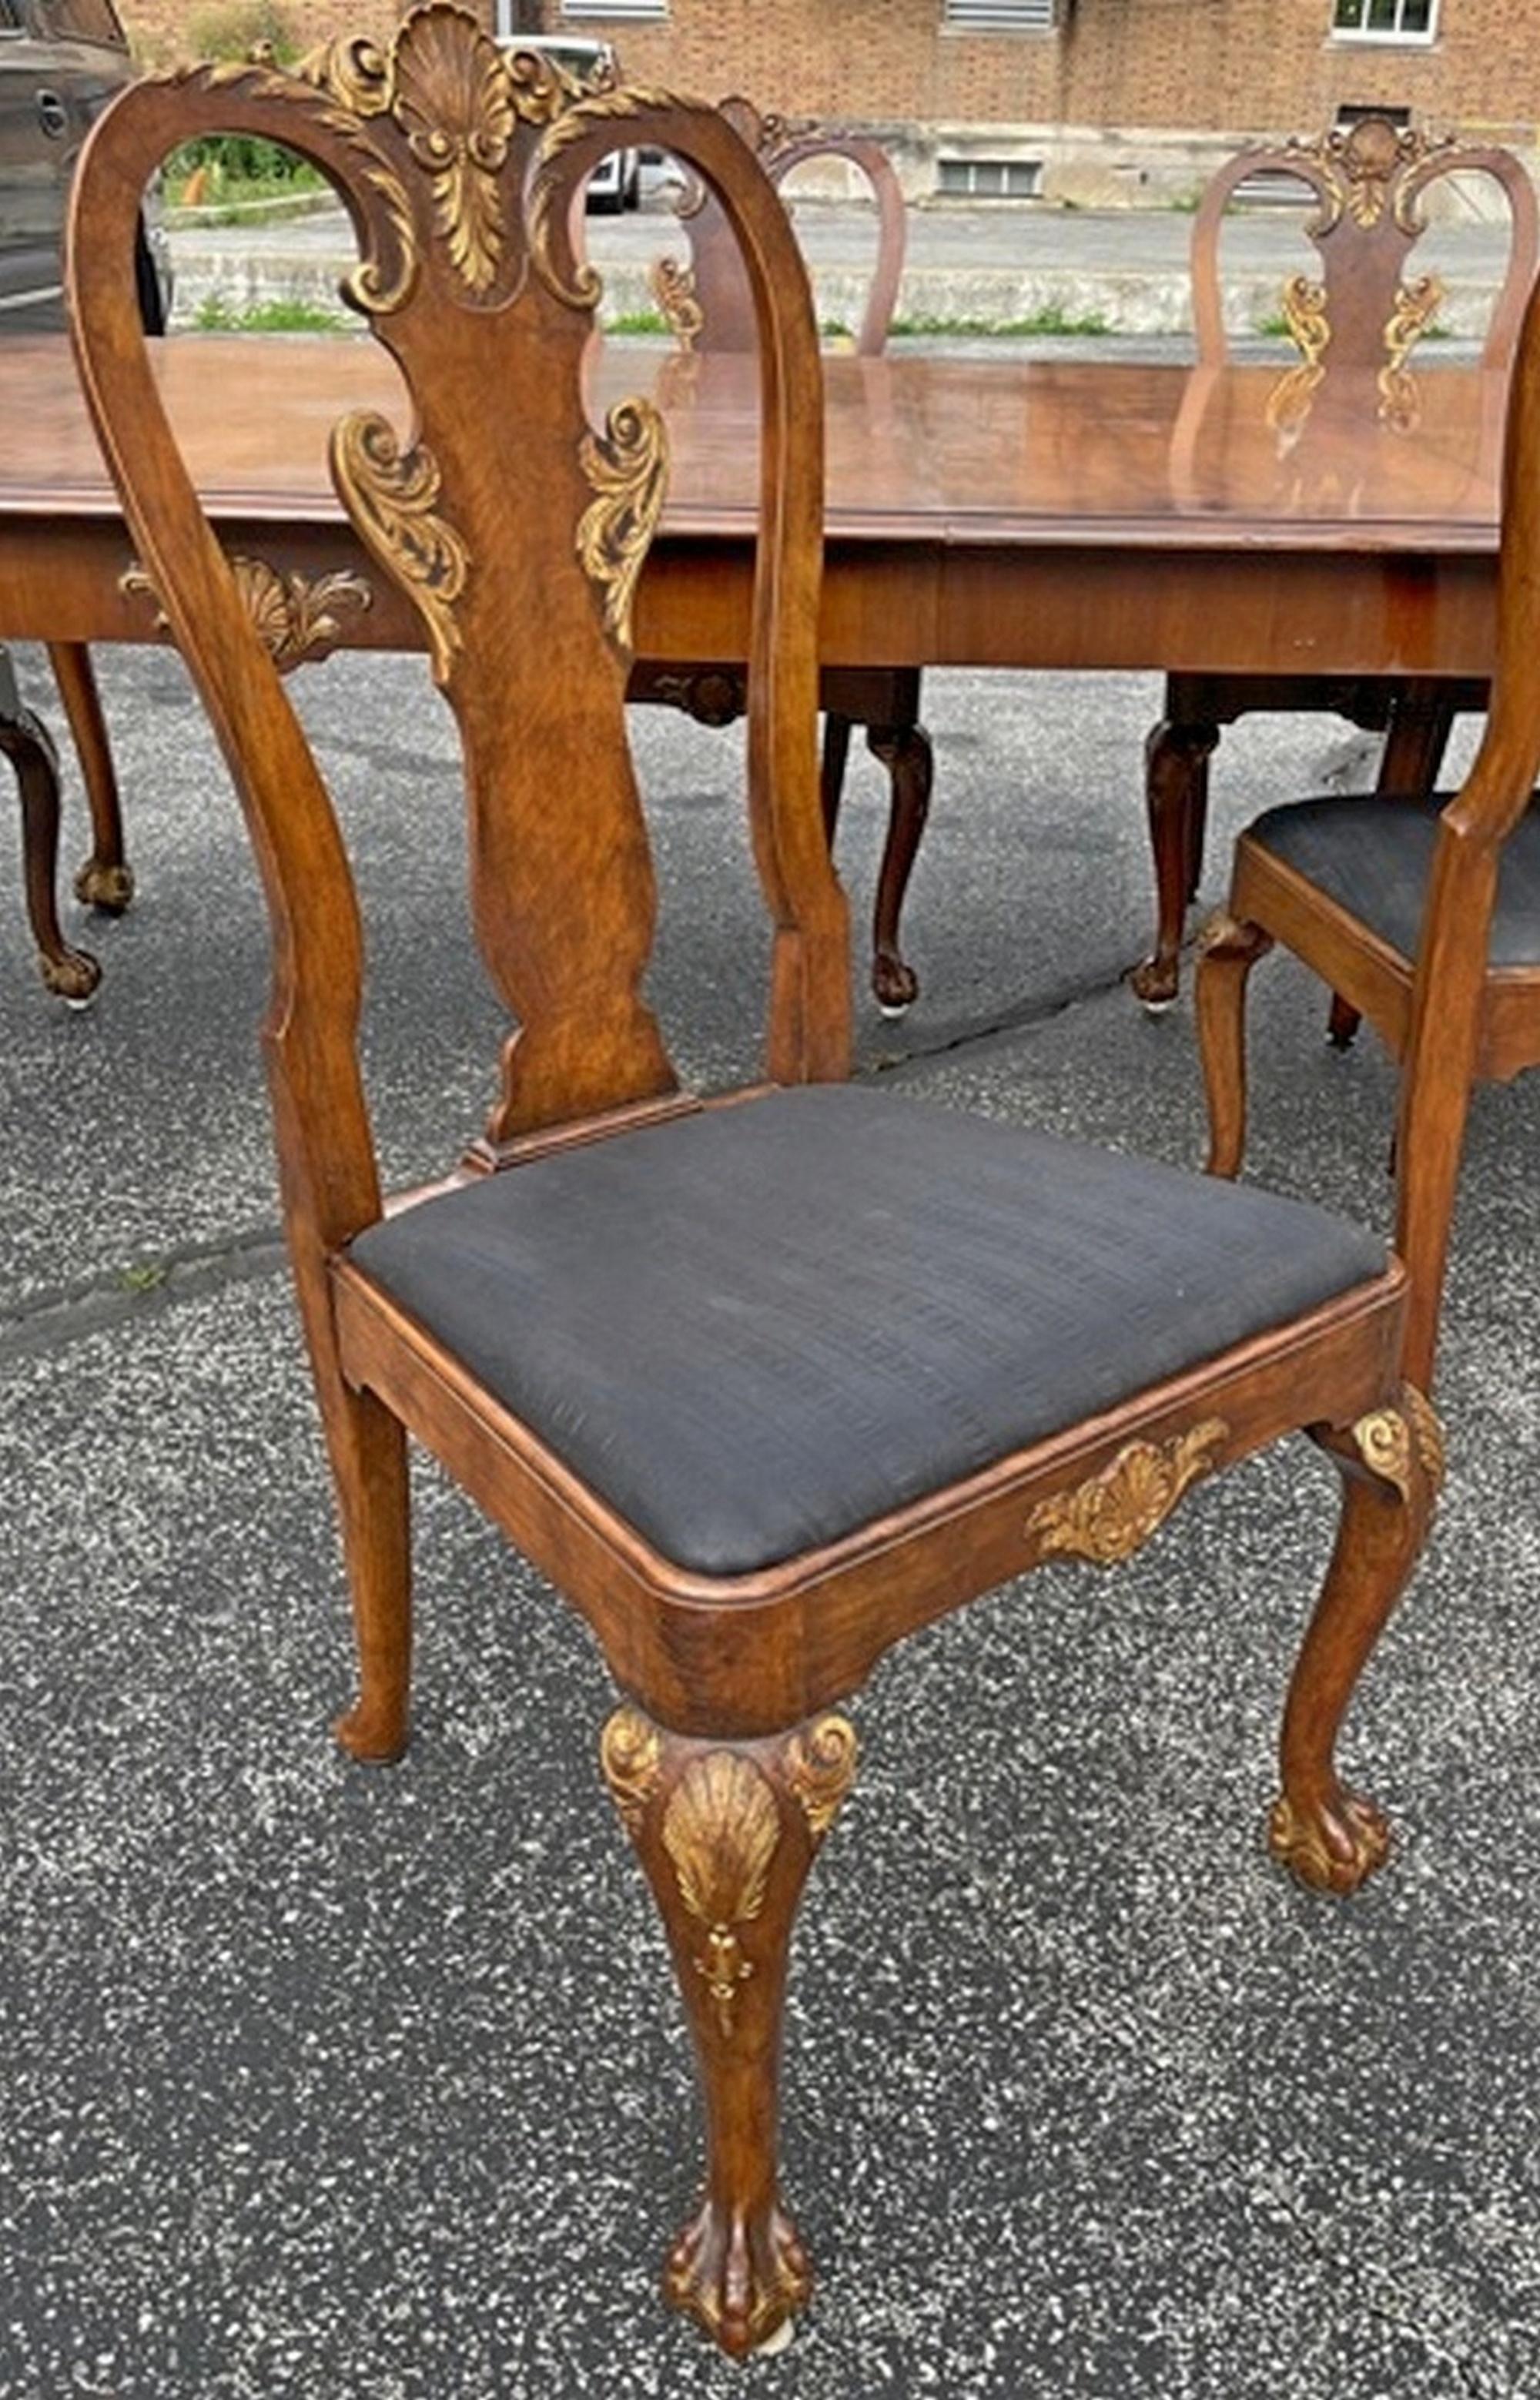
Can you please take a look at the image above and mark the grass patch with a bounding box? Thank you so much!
[606,308,670,336]
[192,294,351,333]
[892,303,1111,338]
[117,1261,168,1294]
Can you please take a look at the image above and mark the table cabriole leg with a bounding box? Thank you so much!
[0,648,100,1003]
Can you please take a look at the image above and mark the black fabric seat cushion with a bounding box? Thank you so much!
[350,1085,1385,1578]
[1250,792,1540,967]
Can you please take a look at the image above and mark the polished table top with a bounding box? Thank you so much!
[0,334,1506,674]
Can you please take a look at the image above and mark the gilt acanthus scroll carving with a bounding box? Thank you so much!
[577,398,670,651]
[784,1715,859,1839]
[331,410,470,684]
[650,256,705,352]
[1024,1419,1230,1565]
[1350,1387,1445,1504]
[598,1705,662,1831]
[121,557,373,672]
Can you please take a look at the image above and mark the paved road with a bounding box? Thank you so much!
[169,185,1519,338]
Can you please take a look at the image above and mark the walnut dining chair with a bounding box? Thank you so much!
[69,11,1440,2356]
[1196,247,1540,1397]
[1135,114,1537,1013]
[627,98,932,1015]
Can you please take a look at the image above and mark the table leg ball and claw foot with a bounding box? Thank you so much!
[600,1703,859,2356]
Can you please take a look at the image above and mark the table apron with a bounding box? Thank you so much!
[0,521,1499,683]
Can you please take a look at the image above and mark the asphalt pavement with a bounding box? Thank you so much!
[2,243,1538,2400]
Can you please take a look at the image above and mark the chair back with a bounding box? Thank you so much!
[66,7,848,1270]
[1190,116,1539,390]
[1397,262,1540,1264]
[651,99,906,356]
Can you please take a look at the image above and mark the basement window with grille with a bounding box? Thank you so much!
[936,157,1044,197]
[1330,0,1436,41]
[943,0,1059,32]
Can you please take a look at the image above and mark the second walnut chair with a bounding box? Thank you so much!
[1197,248,1540,1393]
[1136,114,1537,1011]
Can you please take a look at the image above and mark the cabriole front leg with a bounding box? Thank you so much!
[600,1702,859,2357]
[1271,1386,1444,1893]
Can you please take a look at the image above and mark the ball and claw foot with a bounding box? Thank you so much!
[1267,1788,1389,1895]
[665,2194,811,2359]
[38,944,101,1006]
[75,858,136,914]
[333,1696,408,1766]
[1130,952,1179,1013]
[873,944,919,1017]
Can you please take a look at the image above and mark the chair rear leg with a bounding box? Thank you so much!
[47,641,134,913]
[0,673,101,1003]
[1194,912,1272,1177]
[601,1703,858,2358]
[1271,1387,1442,1893]
[330,1385,413,1763]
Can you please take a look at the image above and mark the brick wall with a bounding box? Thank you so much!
[519,0,1539,159]
[116,1,1540,187]
[117,0,406,63]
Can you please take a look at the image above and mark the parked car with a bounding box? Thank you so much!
[0,0,171,330]
[496,33,641,211]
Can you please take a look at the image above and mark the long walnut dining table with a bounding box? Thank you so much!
[0,332,1508,1002]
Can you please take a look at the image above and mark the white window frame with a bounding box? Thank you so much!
[561,0,668,17]
[943,0,1058,33]
[1329,0,1438,43]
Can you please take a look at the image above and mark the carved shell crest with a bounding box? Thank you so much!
[391,8,514,294]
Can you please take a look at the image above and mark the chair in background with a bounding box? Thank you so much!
[70,14,1439,2355]
[628,99,932,1013]
[1134,114,1538,1012]
[1196,250,1540,1394]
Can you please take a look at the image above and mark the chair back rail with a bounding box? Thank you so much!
[67,14,849,1279]
[655,99,906,357]
[1190,117,1539,374]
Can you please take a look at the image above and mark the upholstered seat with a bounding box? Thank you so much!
[353,1085,1384,1575]
[1249,795,1540,970]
